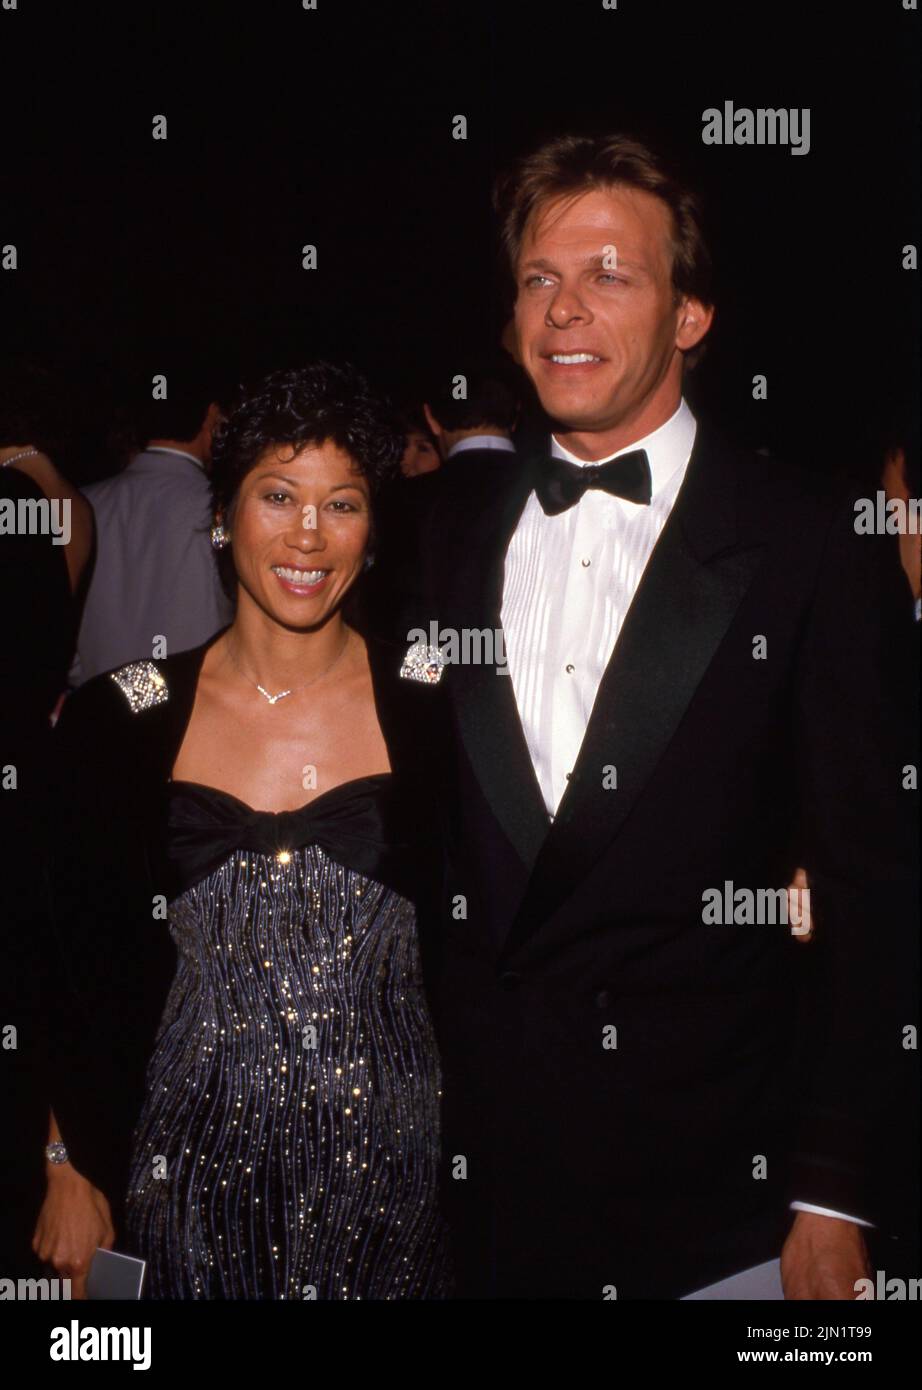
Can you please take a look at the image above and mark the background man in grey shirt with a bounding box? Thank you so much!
[71,370,234,684]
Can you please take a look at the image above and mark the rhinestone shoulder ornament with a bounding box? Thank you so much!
[399,640,446,685]
[109,660,169,713]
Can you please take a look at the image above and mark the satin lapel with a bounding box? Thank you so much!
[430,461,551,873]
[138,636,221,779]
[504,427,765,953]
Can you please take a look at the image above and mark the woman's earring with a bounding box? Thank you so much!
[211,523,230,550]
[362,552,376,572]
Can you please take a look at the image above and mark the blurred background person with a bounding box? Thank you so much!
[397,406,441,478]
[0,360,94,600]
[70,356,235,685]
[422,359,521,475]
[370,363,523,635]
[880,421,920,618]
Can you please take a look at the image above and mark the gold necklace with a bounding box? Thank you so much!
[226,630,352,704]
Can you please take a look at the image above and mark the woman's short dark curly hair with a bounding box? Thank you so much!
[211,361,404,519]
[209,361,405,598]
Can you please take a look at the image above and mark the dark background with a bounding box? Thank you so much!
[2,0,918,481]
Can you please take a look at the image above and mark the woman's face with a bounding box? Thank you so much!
[225,439,371,628]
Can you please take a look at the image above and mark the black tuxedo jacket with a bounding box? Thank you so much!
[45,627,437,1229]
[387,418,919,1299]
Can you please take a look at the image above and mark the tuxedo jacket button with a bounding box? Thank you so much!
[498,970,521,991]
[595,989,611,1009]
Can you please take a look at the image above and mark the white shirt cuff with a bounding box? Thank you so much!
[790,1200,874,1229]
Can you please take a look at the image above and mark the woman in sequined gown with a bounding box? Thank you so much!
[127,771,450,1299]
[62,364,450,1299]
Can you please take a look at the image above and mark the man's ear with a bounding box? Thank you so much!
[501,316,521,363]
[675,297,714,351]
[422,403,442,438]
[882,447,909,503]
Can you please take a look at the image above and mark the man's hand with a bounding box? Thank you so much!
[781,1210,871,1299]
[787,867,813,942]
[32,1165,115,1299]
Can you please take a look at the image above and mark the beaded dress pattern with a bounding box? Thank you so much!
[116,669,451,1299]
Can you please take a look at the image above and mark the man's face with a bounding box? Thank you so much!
[514,185,708,436]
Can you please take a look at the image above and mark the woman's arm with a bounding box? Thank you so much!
[0,445,94,592]
[45,676,147,1215]
[31,1109,115,1299]
[45,668,175,1226]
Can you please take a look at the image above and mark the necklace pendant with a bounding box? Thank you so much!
[257,685,292,705]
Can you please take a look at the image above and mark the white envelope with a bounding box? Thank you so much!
[682,1258,783,1300]
[85,1248,146,1300]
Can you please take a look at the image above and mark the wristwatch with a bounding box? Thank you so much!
[45,1141,69,1165]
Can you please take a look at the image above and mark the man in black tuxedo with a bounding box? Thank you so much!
[397,134,919,1298]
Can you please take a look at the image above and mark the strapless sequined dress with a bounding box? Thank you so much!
[125,774,452,1299]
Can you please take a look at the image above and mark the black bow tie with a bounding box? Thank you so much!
[532,448,652,515]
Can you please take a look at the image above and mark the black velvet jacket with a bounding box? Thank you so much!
[46,628,441,1220]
